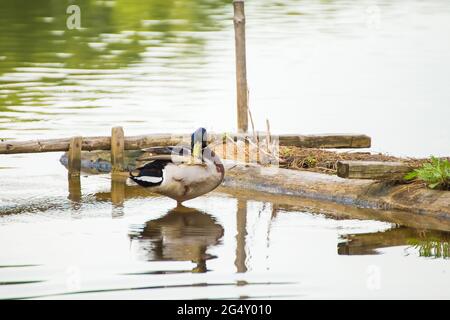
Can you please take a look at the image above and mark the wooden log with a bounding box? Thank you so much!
[233,0,248,133]
[0,134,180,154]
[111,127,125,172]
[0,133,371,155]
[67,136,82,176]
[278,134,371,149]
[223,163,450,219]
[337,160,412,180]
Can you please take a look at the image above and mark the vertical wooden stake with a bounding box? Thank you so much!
[265,118,271,153]
[233,0,248,133]
[111,126,125,172]
[244,136,250,163]
[68,136,82,176]
[222,134,228,160]
[256,133,261,164]
[233,136,238,161]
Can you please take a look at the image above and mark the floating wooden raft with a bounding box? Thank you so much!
[60,150,450,219]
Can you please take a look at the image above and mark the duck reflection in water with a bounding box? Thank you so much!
[130,206,224,273]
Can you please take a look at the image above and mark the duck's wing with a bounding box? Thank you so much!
[130,159,170,187]
[131,146,193,188]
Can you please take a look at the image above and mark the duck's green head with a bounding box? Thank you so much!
[191,127,208,159]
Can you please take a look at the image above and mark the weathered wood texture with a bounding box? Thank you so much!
[61,150,450,219]
[223,164,450,218]
[279,134,371,149]
[0,133,371,154]
[233,0,248,133]
[67,136,82,176]
[337,160,412,180]
[111,127,125,172]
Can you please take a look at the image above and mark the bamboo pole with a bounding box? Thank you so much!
[67,136,82,176]
[0,133,371,155]
[233,0,248,133]
[111,127,125,172]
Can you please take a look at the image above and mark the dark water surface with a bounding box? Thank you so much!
[1,0,450,299]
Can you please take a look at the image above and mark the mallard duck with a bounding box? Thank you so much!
[129,128,225,204]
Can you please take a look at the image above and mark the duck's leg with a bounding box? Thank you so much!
[176,201,184,208]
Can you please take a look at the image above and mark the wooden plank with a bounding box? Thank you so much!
[233,0,248,133]
[337,160,412,180]
[67,136,82,176]
[278,134,371,149]
[0,133,371,155]
[111,127,125,172]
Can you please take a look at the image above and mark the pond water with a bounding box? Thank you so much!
[1,0,450,299]
[2,153,450,299]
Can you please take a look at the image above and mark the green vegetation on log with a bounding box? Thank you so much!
[404,157,450,190]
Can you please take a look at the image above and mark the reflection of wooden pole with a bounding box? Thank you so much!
[68,175,81,203]
[68,136,82,176]
[111,176,126,217]
[235,199,248,273]
[233,0,248,133]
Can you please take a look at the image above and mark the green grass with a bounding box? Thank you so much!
[405,157,450,190]
[408,238,450,259]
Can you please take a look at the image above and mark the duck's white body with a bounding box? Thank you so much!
[130,146,225,203]
[153,156,224,202]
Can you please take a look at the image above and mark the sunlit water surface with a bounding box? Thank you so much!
[1,0,450,299]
